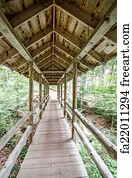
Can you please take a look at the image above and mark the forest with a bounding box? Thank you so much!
[0,57,117,178]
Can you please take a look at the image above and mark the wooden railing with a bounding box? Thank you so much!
[0,94,49,178]
[65,100,117,178]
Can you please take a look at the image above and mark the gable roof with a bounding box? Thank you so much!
[0,0,117,84]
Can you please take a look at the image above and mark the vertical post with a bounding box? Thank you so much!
[29,62,33,144]
[39,74,42,121]
[72,61,77,139]
[48,83,49,99]
[64,74,67,117]
[43,80,45,104]
[61,83,62,108]
[57,83,60,102]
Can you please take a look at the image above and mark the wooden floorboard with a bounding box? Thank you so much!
[17,100,88,178]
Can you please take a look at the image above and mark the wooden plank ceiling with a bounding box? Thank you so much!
[0,0,117,85]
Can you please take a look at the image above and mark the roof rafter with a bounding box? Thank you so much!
[58,1,117,83]
[55,26,103,64]
[0,8,46,80]
[56,0,116,43]
[0,26,52,65]
[0,0,53,38]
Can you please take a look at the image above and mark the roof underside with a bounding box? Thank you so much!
[0,0,117,85]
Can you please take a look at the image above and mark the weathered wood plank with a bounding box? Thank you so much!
[17,100,88,178]
[56,0,116,43]
[21,155,83,169]
[0,8,47,78]
[17,165,88,178]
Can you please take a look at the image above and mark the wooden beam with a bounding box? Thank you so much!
[54,28,104,64]
[60,83,63,108]
[76,2,117,61]
[72,61,77,139]
[60,1,117,78]
[57,83,60,102]
[0,8,48,83]
[55,41,98,70]
[43,80,46,104]
[29,62,33,144]
[24,26,52,48]
[54,56,69,68]
[53,59,67,70]
[39,75,42,121]
[55,50,72,64]
[16,43,51,71]
[31,42,52,58]
[56,0,116,43]
[42,70,65,74]
[0,0,52,38]
[40,60,52,70]
[54,25,82,49]
[55,41,75,59]
[64,73,67,118]
[35,50,52,65]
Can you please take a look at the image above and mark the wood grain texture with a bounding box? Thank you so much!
[17,100,88,178]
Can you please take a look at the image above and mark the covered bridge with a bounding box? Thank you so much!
[0,0,117,177]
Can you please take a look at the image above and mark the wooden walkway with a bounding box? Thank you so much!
[17,100,88,178]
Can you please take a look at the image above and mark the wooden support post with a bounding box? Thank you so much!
[48,83,49,99]
[61,83,63,108]
[57,83,60,102]
[72,61,77,139]
[43,80,46,104]
[39,74,42,121]
[64,74,67,117]
[29,62,33,144]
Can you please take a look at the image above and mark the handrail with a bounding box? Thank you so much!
[0,125,32,178]
[74,109,117,159]
[65,100,117,159]
[74,123,113,178]
[0,111,32,151]
[66,108,72,120]
[33,109,41,125]
[0,93,49,178]
[66,101,72,110]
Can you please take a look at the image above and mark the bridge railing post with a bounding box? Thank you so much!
[60,83,63,108]
[64,73,67,118]
[72,61,77,141]
[39,74,42,121]
[29,62,33,144]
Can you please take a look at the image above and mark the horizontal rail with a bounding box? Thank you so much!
[74,123,113,178]
[0,125,32,178]
[33,109,41,125]
[0,111,32,151]
[66,101,72,110]
[66,109,72,120]
[74,109,117,159]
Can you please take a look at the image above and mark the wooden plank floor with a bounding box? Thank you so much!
[17,100,88,178]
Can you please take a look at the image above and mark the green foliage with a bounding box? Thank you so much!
[77,58,117,126]
[0,65,36,137]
